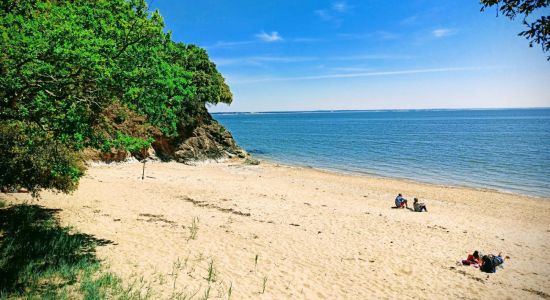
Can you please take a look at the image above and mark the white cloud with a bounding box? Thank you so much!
[338,31,399,41]
[315,9,333,21]
[214,53,411,67]
[376,31,400,40]
[255,31,283,42]
[332,54,413,60]
[208,35,320,49]
[213,56,316,66]
[400,15,419,26]
[432,28,457,38]
[328,67,374,72]
[206,40,255,49]
[332,1,350,13]
[230,66,497,84]
[315,1,352,24]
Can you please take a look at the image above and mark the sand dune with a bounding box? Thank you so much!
[3,159,550,299]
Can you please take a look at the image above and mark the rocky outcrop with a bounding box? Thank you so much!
[88,111,248,164]
[171,121,247,163]
[150,118,247,163]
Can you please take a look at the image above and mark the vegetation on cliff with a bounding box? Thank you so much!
[0,0,235,195]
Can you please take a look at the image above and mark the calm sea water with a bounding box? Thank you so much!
[214,109,550,197]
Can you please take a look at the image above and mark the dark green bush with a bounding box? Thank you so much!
[0,121,85,196]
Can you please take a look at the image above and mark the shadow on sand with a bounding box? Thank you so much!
[0,203,113,296]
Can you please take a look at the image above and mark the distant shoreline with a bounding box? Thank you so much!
[211,106,550,115]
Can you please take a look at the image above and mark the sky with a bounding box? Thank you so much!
[151,0,550,112]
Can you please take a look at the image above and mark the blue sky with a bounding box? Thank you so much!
[151,0,550,112]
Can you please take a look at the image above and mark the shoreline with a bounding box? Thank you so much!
[2,159,549,299]
[216,108,550,200]
[252,156,550,201]
[88,156,550,200]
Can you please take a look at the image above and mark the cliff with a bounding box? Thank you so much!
[153,115,247,163]
[85,111,247,164]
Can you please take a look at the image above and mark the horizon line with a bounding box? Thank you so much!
[210,106,550,114]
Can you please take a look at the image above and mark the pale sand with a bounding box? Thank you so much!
[3,159,550,299]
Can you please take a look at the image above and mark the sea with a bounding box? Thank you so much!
[214,108,550,198]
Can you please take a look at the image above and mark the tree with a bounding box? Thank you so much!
[481,0,550,60]
[0,0,232,195]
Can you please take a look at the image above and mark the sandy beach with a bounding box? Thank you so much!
[2,159,549,299]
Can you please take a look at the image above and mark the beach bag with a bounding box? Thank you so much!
[481,255,495,273]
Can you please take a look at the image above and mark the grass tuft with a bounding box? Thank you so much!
[261,276,268,294]
[202,285,211,300]
[205,259,217,283]
[187,217,199,241]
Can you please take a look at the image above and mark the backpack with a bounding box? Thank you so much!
[481,255,495,273]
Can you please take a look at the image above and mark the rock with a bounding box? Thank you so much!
[155,114,247,163]
[237,150,248,158]
[152,136,175,160]
[244,157,260,165]
[145,147,160,161]
[85,111,246,164]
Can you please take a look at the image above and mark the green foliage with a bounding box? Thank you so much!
[101,133,154,154]
[481,0,550,60]
[0,121,85,196]
[0,0,233,194]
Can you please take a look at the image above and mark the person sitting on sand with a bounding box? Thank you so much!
[480,253,505,273]
[462,250,482,267]
[395,193,408,208]
[413,198,427,212]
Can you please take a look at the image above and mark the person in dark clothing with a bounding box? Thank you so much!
[480,253,505,273]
